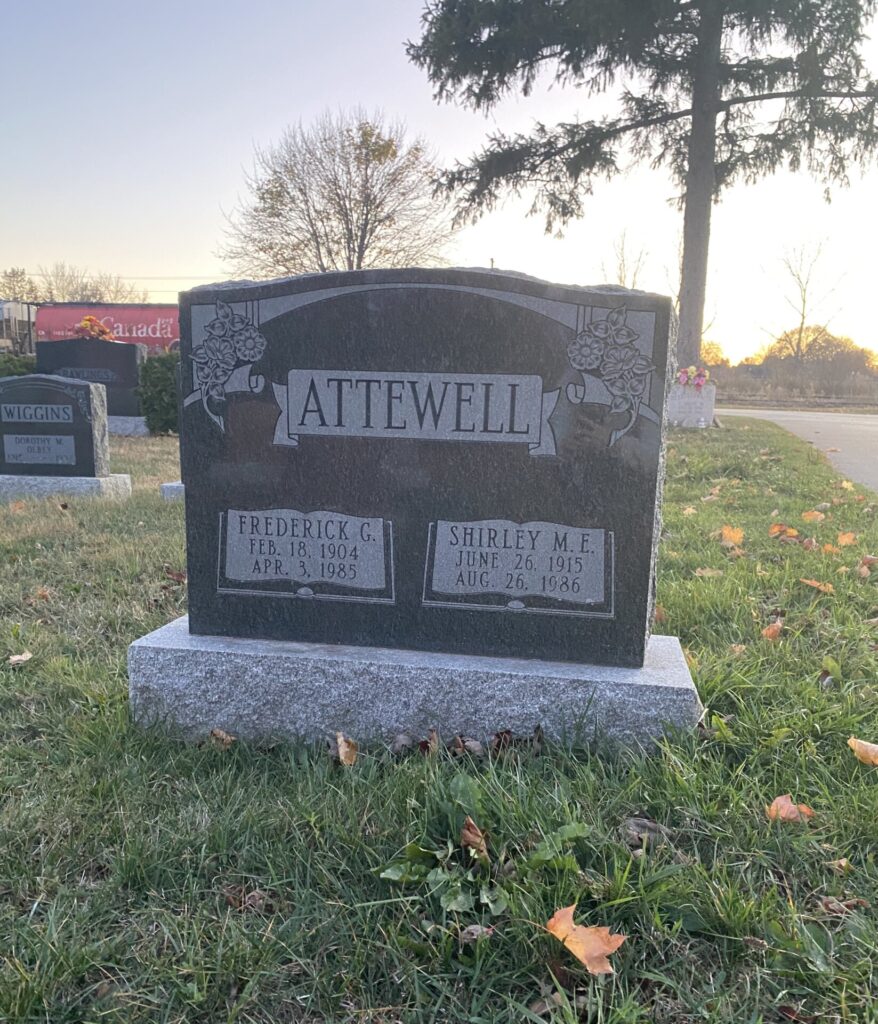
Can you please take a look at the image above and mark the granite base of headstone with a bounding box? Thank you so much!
[130,616,699,746]
[667,383,716,428]
[0,373,131,502]
[109,415,150,437]
[160,480,185,501]
[128,268,701,746]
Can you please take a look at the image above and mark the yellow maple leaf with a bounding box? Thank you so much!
[546,904,626,975]
[822,544,842,555]
[333,732,358,766]
[720,525,744,547]
[802,510,825,523]
[761,621,783,640]
[847,736,878,766]
[838,532,857,546]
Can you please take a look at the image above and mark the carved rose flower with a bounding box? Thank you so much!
[606,371,648,406]
[192,334,236,384]
[231,324,267,362]
[205,317,229,339]
[567,330,605,371]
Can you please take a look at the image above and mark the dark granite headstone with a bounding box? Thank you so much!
[36,338,146,416]
[179,269,672,668]
[0,374,109,477]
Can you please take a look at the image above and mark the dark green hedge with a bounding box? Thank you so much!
[0,353,36,377]
[138,351,180,434]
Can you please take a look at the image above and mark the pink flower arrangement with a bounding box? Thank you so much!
[677,365,710,390]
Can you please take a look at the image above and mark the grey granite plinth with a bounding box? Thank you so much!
[128,616,702,746]
[160,480,184,501]
[0,472,131,501]
[108,416,150,436]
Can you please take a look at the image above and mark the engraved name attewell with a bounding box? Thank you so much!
[179,269,672,666]
[272,371,560,457]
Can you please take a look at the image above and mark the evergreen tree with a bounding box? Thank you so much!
[408,0,878,364]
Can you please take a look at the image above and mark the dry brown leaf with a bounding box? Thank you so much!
[766,794,815,823]
[450,735,485,758]
[333,731,358,766]
[653,604,668,624]
[822,543,842,555]
[847,736,878,766]
[802,510,825,523]
[682,506,697,517]
[695,567,724,578]
[826,857,853,875]
[459,924,494,944]
[545,904,626,975]
[802,537,819,551]
[866,617,878,626]
[461,815,489,863]
[800,578,835,595]
[419,727,441,755]
[838,532,857,546]
[7,650,33,667]
[778,1006,816,1024]
[209,727,235,750]
[769,523,799,540]
[163,567,187,584]
[720,524,744,548]
[8,500,26,513]
[729,643,748,656]
[820,895,870,915]
[860,555,878,566]
[761,621,784,641]
[858,564,871,579]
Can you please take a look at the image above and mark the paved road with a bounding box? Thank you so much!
[718,408,878,491]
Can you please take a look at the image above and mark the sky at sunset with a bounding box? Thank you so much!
[3,0,877,363]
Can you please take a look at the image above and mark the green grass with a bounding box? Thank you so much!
[1,422,877,1024]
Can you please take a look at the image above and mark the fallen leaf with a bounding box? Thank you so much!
[802,537,818,551]
[861,555,878,566]
[729,643,747,656]
[800,578,835,595]
[461,816,489,864]
[654,604,668,623]
[491,729,513,752]
[766,794,815,822]
[826,447,841,453]
[620,816,671,850]
[822,543,842,555]
[694,567,724,578]
[720,525,744,548]
[837,566,850,575]
[682,506,697,517]
[820,895,870,915]
[761,621,784,640]
[209,727,235,750]
[858,564,871,579]
[459,924,494,944]
[450,735,485,758]
[847,736,878,766]
[223,885,272,913]
[866,617,878,626]
[545,905,626,975]
[7,650,32,667]
[8,500,26,513]
[700,494,719,503]
[802,510,825,523]
[769,523,799,540]
[825,858,853,875]
[841,480,854,491]
[35,586,51,601]
[163,567,187,584]
[778,1006,816,1024]
[838,532,857,546]
[419,727,441,755]
[332,731,358,766]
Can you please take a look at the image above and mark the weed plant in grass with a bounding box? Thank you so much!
[1,422,877,1023]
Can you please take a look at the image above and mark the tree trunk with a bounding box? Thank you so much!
[677,1,724,369]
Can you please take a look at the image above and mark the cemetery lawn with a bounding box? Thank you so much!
[1,424,877,1024]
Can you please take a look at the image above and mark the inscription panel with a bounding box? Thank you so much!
[424,519,613,617]
[219,508,394,604]
[3,433,76,466]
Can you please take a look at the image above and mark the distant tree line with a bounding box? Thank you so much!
[0,263,148,304]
